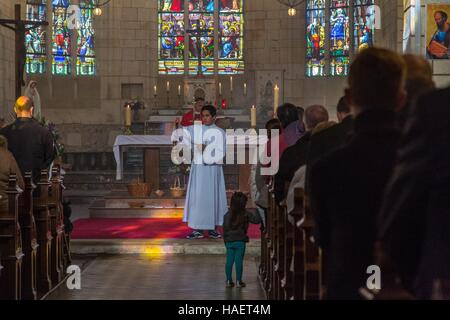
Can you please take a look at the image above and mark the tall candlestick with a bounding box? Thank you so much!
[166,81,170,92]
[230,76,233,92]
[178,85,181,96]
[251,105,257,128]
[124,104,132,127]
[274,85,280,116]
[154,85,157,96]
[244,83,247,96]
[219,82,222,95]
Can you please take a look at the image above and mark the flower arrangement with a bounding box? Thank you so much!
[40,117,65,158]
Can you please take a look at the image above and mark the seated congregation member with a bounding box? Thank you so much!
[0,96,54,184]
[305,96,353,186]
[274,105,329,203]
[379,86,450,300]
[397,54,435,129]
[309,48,407,300]
[0,135,24,212]
[277,103,305,148]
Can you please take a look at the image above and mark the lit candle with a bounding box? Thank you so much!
[244,83,247,96]
[178,85,181,96]
[124,104,132,127]
[230,76,233,92]
[166,81,170,92]
[251,105,257,128]
[219,82,222,95]
[154,85,157,96]
[274,85,280,116]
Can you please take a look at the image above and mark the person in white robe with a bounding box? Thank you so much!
[182,105,228,239]
[24,80,42,121]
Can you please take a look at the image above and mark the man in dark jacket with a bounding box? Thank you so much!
[0,96,54,184]
[309,48,407,300]
[379,87,450,300]
[274,104,328,202]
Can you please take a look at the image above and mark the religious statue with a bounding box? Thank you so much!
[24,80,42,121]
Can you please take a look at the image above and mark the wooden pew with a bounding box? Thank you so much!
[290,188,305,300]
[33,170,52,295]
[48,166,64,284]
[0,174,24,300]
[300,195,323,300]
[18,172,38,300]
[274,196,286,300]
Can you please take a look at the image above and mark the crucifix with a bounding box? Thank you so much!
[186,19,210,77]
[0,4,49,99]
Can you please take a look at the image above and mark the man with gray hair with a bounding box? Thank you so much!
[274,104,329,202]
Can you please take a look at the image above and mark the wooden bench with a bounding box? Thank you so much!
[33,170,52,295]
[0,173,24,300]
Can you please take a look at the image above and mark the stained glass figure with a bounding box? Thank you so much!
[26,0,47,74]
[330,0,350,76]
[306,0,326,77]
[354,0,375,52]
[52,0,71,75]
[77,1,96,75]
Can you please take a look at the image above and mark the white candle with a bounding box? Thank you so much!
[251,105,257,128]
[274,85,280,116]
[154,85,157,96]
[244,83,247,96]
[230,76,233,92]
[124,104,132,127]
[219,82,222,95]
[178,85,181,96]
[166,81,170,92]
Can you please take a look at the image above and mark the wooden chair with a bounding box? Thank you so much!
[18,172,38,300]
[33,170,52,295]
[48,166,64,284]
[290,188,305,300]
[0,173,24,300]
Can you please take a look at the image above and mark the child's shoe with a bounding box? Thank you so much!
[226,280,235,288]
[186,230,204,239]
[208,230,222,239]
[236,281,246,288]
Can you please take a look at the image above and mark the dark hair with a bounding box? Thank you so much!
[265,119,281,140]
[276,103,299,129]
[305,105,329,130]
[201,105,217,117]
[336,96,351,114]
[296,106,305,121]
[435,10,448,21]
[230,192,248,229]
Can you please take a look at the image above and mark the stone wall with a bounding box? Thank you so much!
[0,0,15,118]
[7,0,412,152]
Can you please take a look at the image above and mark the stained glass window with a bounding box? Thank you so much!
[218,0,244,74]
[354,0,375,52]
[77,0,96,75]
[306,0,326,77]
[158,0,185,75]
[330,0,350,76]
[306,0,375,77]
[26,0,47,74]
[52,0,71,75]
[158,0,245,75]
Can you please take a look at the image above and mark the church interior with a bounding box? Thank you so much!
[0,0,449,302]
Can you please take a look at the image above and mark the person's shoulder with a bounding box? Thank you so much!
[415,87,450,119]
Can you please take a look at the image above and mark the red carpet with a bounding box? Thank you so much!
[72,218,261,240]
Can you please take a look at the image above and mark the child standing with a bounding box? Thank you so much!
[223,192,262,288]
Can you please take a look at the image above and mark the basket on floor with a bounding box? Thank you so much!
[170,176,185,198]
[127,182,152,197]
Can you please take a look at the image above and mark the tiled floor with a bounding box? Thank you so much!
[46,254,266,300]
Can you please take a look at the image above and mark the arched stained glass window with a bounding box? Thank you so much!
[158,0,245,75]
[306,0,375,77]
[77,0,96,75]
[26,0,47,74]
[52,0,72,75]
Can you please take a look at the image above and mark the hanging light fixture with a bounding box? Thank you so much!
[277,0,306,17]
[93,0,113,17]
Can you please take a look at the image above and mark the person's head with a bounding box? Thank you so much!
[201,104,217,126]
[336,96,351,122]
[230,192,248,228]
[346,47,406,115]
[265,118,282,140]
[304,105,329,131]
[276,103,299,129]
[403,54,435,104]
[194,97,205,113]
[0,135,7,149]
[29,80,37,89]
[435,11,448,30]
[14,96,33,118]
[296,106,305,122]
